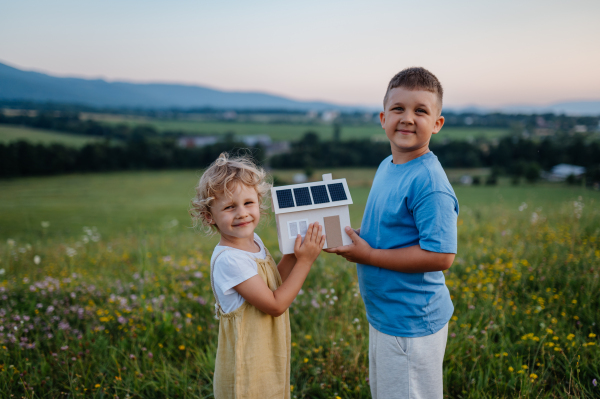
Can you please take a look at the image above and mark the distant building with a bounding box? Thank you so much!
[543,164,586,182]
[177,136,219,148]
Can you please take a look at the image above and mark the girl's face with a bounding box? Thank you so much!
[206,183,261,242]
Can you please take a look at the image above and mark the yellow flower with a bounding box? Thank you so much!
[95,384,101,388]
[530,373,538,379]
[553,336,559,341]
[572,300,577,304]
[546,328,553,334]
[522,365,528,370]
[197,326,203,332]
[304,335,312,340]
[186,313,192,318]
[99,317,109,322]
[290,385,294,392]
[589,333,597,338]
[115,376,121,381]
[508,367,514,372]
[567,334,575,341]
[179,345,185,350]
[587,342,596,346]
[517,370,524,374]
[303,358,308,363]
[292,342,297,347]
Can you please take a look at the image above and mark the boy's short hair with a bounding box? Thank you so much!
[383,67,443,112]
[190,152,271,234]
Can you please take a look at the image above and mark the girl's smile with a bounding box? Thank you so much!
[206,183,261,252]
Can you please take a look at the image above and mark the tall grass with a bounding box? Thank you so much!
[0,171,598,398]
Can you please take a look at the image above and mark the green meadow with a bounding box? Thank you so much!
[1,169,599,398]
[0,124,103,148]
[82,114,511,142]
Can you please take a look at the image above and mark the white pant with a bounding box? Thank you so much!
[369,323,448,399]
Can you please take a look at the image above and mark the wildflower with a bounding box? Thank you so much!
[530,373,538,380]
[304,358,308,363]
[589,333,597,338]
[508,367,514,372]
[567,334,575,341]
[522,365,528,370]
[148,352,153,358]
[41,221,50,228]
[593,379,597,387]
[305,335,312,340]
[95,384,100,388]
[61,346,69,351]
[33,255,41,265]
[179,345,185,350]
[129,354,135,359]
[290,385,294,392]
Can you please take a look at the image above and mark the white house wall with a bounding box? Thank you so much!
[277,205,352,254]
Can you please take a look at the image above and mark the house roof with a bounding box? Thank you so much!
[271,177,353,215]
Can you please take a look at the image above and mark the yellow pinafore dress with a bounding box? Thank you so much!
[210,247,291,399]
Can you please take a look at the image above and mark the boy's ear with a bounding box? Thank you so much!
[432,115,445,135]
[379,111,386,128]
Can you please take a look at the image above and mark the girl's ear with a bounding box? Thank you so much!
[203,212,215,225]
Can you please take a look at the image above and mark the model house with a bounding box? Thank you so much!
[271,173,353,255]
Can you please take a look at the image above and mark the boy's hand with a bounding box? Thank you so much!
[294,222,325,265]
[324,226,373,264]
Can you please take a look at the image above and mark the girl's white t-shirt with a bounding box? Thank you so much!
[211,233,266,313]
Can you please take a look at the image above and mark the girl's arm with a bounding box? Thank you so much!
[277,254,297,283]
[234,222,324,317]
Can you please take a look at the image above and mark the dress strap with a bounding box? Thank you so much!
[210,248,234,319]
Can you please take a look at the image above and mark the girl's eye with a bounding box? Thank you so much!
[245,201,254,205]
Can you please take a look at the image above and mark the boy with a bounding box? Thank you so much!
[325,67,458,399]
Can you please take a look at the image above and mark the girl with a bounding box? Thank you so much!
[190,153,324,399]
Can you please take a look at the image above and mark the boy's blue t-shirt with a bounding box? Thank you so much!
[357,152,458,338]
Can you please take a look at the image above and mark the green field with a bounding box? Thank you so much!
[0,124,101,147]
[83,114,511,142]
[1,170,599,398]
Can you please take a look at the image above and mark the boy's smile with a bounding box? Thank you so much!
[380,87,445,164]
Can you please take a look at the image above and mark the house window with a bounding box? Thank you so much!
[287,219,309,239]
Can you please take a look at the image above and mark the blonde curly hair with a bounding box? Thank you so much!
[190,152,271,235]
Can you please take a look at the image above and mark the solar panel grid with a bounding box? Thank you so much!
[327,183,347,201]
[310,185,330,204]
[276,189,295,208]
[293,187,312,206]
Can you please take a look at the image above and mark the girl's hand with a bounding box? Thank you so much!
[294,222,325,265]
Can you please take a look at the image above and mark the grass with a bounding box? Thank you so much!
[82,113,511,142]
[0,124,101,147]
[1,169,599,398]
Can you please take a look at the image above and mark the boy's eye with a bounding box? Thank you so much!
[392,107,404,112]
[416,108,428,114]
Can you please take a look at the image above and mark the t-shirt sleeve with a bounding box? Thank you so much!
[213,252,258,295]
[412,191,458,253]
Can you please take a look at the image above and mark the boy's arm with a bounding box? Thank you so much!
[277,254,297,282]
[324,227,454,272]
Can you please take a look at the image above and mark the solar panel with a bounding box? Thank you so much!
[310,185,330,204]
[276,189,295,208]
[293,187,312,206]
[327,183,347,202]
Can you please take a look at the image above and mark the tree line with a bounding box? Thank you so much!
[2,131,599,186]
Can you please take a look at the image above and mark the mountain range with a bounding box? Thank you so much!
[1,61,599,115]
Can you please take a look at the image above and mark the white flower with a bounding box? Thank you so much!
[0,269,4,275]
[66,247,77,257]
[34,255,41,265]
[518,202,528,212]
[6,239,15,247]
[41,221,50,228]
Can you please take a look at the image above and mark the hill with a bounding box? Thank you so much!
[0,61,357,111]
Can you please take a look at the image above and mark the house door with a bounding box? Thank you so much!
[323,215,343,248]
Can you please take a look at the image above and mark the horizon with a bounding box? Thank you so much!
[1,0,600,108]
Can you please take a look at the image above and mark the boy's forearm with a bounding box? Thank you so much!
[368,245,454,273]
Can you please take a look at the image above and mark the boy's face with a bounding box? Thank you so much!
[380,87,444,158]
[206,183,261,242]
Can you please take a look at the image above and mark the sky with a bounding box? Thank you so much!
[1,0,599,108]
